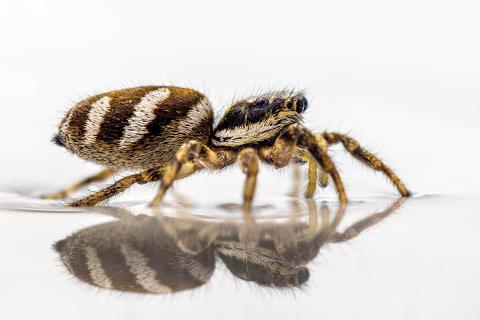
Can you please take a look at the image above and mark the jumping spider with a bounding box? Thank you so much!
[43,86,411,207]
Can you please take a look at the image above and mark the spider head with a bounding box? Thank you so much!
[213,90,308,147]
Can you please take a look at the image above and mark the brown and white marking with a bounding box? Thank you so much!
[83,96,112,145]
[176,97,213,135]
[119,88,171,148]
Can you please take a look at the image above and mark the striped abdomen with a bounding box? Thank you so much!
[56,86,214,170]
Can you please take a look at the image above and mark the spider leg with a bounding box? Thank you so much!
[68,168,162,207]
[302,133,328,189]
[261,124,348,203]
[304,150,318,198]
[322,132,411,197]
[291,146,330,198]
[237,148,259,211]
[277,140,328,199]
[299,128,348,203]
[150,140,234,207]
[330,197,407,242]
[312,134,330,188]
[259,137,319,199]
[319,170,329,188]
[42,168,118,200]
[302,154,330,194]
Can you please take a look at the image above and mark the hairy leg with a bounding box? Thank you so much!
[305,152,318,198]
[294,148,328,197]
[259,139,319,198]
[68,168,162,207]
[298,126,347,203]
[150,140,235,207]
[312,133,330,188]
[260,124,348,204]
[323,132,411,197]
[42,168,118,200]
[318,170,329,188]
[237,148,259,211]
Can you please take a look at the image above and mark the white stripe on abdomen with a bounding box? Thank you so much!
[119,88,171,148]
[83,96,112,145]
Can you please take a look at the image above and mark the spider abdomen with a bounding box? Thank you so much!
[56,86,214,170]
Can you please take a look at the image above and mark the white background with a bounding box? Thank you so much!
[0,0,479,195]
[0,1,479,319]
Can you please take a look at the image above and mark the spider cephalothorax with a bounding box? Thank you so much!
[213,91,307,147]
[43,85,411,207]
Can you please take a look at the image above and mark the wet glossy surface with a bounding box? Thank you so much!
[0,192,478,320]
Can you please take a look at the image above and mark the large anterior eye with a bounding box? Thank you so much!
[296,97,308,113]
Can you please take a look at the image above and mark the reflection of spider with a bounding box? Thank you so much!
[54,199,405,293]
[43,86,411,207]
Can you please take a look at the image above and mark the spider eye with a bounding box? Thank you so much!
[296,97,308,113]
[254,99,267,107]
